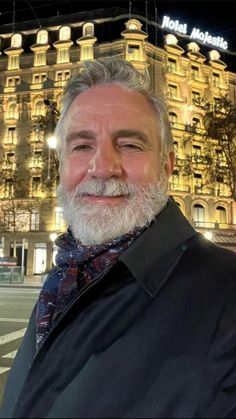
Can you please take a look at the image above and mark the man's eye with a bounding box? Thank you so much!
[72,144,92,152]
[120,143,143,150]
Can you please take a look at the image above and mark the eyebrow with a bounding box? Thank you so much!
[66,129,150,145]
[113,129,150,145]
[65,130,96,144]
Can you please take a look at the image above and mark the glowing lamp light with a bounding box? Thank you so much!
[204,231,213,241]
[47,135,57,149]
[49,232,58,242]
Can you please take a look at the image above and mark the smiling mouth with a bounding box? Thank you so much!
[81,194,128,203]
[82,194,126,197]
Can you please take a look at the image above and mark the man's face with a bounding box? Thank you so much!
[58,85,174,244]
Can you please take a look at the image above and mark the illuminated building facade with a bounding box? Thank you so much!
[0,8,235,275]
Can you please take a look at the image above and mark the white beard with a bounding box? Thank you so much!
[57,178,168,245]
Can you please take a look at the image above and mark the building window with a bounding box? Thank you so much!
[4,179,14,198]
[188,42,200,53]
[169,112,178,128]
[192,91,201,105]
[127,44,140,61]
[165,34,178,46]
[8,102,18,119]
[80,45,94,60]
[214,97,221,109]
[34,99,45,116]
[4,152,15,171]
[191,65,200,80]
[31,211,40,231]
[11,33,22,48]
[5,152,15,164]
[6,76,20,87]
[32,73,47,85]
[37,30,48,44]
[193,204,205,226]
[56,70,70,81]
[6,127,16,144]
[34,51,46,66]
[59,26,71,41]
[194,173,202,187]
[216,175,227,196]
[8,55,20,70]
[192,117,201,133]
[170,169,180,190]
[82,22,94,37]
[192,144,202,156]
[212,72,220,87]
[168,58,177,73]
[215,206,227,225]
[215,148,227,166]
[57,48,70,63]
[168,84,178,100]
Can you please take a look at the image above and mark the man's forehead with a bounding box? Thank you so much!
[66,88,157,123]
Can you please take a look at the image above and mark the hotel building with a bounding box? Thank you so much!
[0,7,235,275]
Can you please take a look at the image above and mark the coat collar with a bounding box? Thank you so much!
[120,197,198,297]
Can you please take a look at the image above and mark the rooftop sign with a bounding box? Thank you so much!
[161,15,228,51]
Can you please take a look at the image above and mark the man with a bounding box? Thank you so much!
[1,58,236,418]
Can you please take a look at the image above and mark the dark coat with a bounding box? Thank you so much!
[1,199,236,418]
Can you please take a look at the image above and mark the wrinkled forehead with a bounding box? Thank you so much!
[64,85,161,132]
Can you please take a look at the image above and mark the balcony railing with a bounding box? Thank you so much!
[192,221,236,230]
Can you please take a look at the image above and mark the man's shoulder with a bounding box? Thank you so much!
[188,233,236,279]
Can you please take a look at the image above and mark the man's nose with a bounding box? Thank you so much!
[87,145,122,179]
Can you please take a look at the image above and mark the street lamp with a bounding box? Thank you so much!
[49,232,58,242]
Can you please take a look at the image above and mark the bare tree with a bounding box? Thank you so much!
[203,95,236,200]
[174,95,236,199]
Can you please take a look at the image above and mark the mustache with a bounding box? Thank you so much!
[72,179,138,198]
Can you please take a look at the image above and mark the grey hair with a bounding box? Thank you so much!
[55,58,174,165]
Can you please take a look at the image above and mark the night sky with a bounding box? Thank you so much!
[0,1,235,64]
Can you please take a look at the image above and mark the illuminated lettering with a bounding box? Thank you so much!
[161,15,228,51]
[161,16,187,34]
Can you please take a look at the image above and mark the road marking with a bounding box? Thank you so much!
[0,289,39,293]
[0,367,10,375]
[0,328,26,346]
[0,318,28,323]
[2,350,17,359]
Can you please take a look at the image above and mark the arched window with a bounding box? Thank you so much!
[193,204,205,227]
[192,116,202,133]
[216,206,227,225]
[37,30,48,44]
[35,99,44,116]
[59,26,71,41]
[188,42,200,53]
[11,33,22,48]
[126,19,142,31]
[8,102,17,119]
[192,117,201,127]
[165,34,178,46]
[209,49,221,61]
[82,22,94,37]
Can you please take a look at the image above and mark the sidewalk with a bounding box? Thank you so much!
[0,274,42,288]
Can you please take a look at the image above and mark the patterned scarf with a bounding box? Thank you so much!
[36,227,144,351]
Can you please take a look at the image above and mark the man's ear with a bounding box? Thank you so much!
[164,151,175,178]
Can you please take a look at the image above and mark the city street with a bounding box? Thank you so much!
[0,287,40,407]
